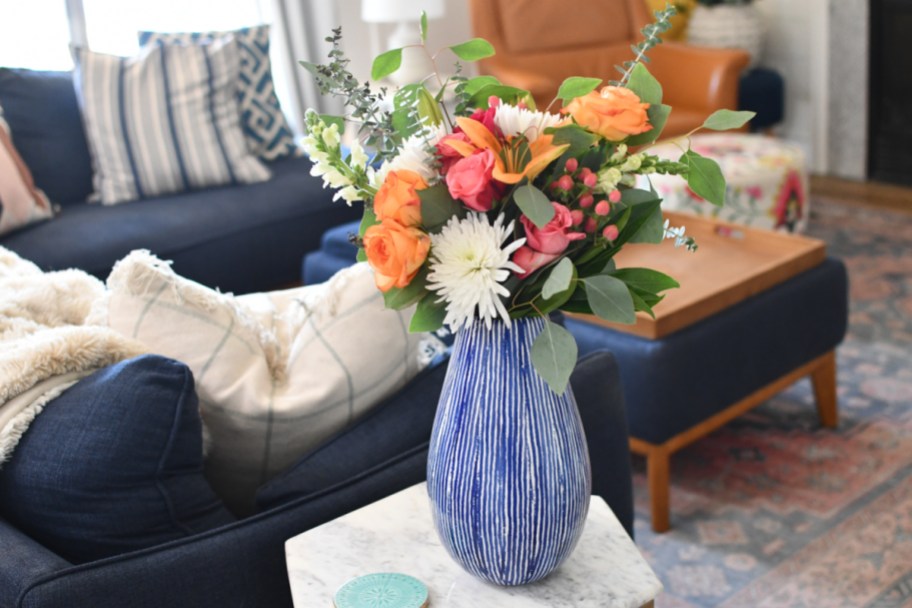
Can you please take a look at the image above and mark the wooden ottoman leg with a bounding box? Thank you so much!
[646,448,671,533]
[811,351,839,428]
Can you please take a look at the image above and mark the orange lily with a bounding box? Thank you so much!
[446,117,569,185]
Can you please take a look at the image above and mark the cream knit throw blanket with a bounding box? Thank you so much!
[0,247,145,465]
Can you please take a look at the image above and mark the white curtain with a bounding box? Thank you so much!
[268,0,343,133]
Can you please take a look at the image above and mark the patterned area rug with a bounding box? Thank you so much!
[634,200,912,607]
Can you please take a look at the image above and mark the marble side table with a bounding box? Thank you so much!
[286,483,662,608]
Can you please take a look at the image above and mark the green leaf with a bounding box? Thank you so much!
[680,150,726,206]
[514,184,555,229]
[542,258,574,300]
[557,77,602,103]
[583,275,637,324]
[420,11,429,43]
[420,184,466,233]
[410,293,446,332]
[620,188,661,206]
[371,48,403,81]
[611,267,680,294]
[549,124,598,156]
[382,268,428,310]
[702,109,756,131]
[462,75,500,95]
[356,206,379,263]
[628,289,655,319]
[531,320,578,394]
[317,114,345,133]
[626,103,671,147]
[467,84,533,109]
[628,204,665,243]
[625,63,663,105]
[449,38,495,62]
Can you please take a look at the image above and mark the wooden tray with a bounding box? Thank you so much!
[569,212,827,339]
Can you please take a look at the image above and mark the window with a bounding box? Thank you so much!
[81,0,269,56]
[0,0,74,69]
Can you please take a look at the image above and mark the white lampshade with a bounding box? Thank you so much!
[361,0,445,24]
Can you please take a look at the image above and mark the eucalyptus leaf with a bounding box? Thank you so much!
[628,205,665,244]
[371,48,403,81]
[356,207,378,263]
[626,103,671,147]
[420,11,429,42]
[514,185,555,229]
[702,109,756,131]
[463,75,500,95]
[611,267,680,294]
[625,63,663,105]
[468,84,533,109]
[410,294,446,332]
[530,320,578,394]
[584,275,637,324]
[542,258,575,300]
[557,77,602,103]
[382,268,428,310]
[680,150,726,206]
[420,184,466,233]
[549,124,598,156]
[449,38,495,62]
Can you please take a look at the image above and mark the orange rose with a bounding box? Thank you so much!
[373,169,427,227]
[563,86,651,142]
[363,219,431,292]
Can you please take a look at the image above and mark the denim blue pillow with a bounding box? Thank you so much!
[0,68,94,206]
[0,355,235,564]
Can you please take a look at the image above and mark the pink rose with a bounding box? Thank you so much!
[468,104,501,137]
[513,246,559,279]
[446,149,501,212]
[436,133,470,176]
[520,203,586,255]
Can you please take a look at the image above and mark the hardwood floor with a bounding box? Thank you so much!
[810,174,912,214]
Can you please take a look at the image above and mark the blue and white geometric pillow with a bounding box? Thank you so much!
[139,25,299,162]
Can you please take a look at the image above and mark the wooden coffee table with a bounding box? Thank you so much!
[569,212,838,531]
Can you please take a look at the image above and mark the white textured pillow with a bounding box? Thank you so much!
[72,37,270,205]
[95,252,435,514]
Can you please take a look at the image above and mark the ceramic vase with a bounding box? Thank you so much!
[688,4,765,68]
[426,316,591,586]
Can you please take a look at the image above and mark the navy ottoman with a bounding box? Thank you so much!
[304,221,849,532]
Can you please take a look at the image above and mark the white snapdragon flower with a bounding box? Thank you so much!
[321,123,341,148]
[620,153,644,172]
[349,140,369,170]
[596,167,623,193]
[493,104,565,141]
[427,213,525,331]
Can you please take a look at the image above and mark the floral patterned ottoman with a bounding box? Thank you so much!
[646,134,809,232]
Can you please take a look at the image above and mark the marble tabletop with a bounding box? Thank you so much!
[285,483,663,608]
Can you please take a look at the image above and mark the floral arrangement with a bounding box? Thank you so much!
[300,7,752,393]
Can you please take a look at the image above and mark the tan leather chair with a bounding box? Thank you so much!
[468,0,750,137]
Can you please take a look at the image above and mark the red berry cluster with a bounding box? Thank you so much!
[549,158,622,242]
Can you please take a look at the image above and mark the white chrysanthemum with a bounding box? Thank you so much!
[493,104,564,141]
[427,213,526,331]
[376,125,446,184]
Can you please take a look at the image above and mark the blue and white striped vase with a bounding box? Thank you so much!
[426,316,592,586]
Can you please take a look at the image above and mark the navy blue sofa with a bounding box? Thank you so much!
[0,68,360,294]
[0,352,633,608]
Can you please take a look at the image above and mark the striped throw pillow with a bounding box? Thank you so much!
[0,106,53,235]
[139,25,299,162]
[73,37,271,206]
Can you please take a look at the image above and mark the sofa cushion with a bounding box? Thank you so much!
[0,107,54,235]
[0,68,94,206]
[139,25,298,162]
[72,38,271,206]
[0,355,236,564]
[0,156,362,293]
[97,257,438,515]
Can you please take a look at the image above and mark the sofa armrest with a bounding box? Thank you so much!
[0,518,71,608]
[648,43,750,114]
[478,61,557,107]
